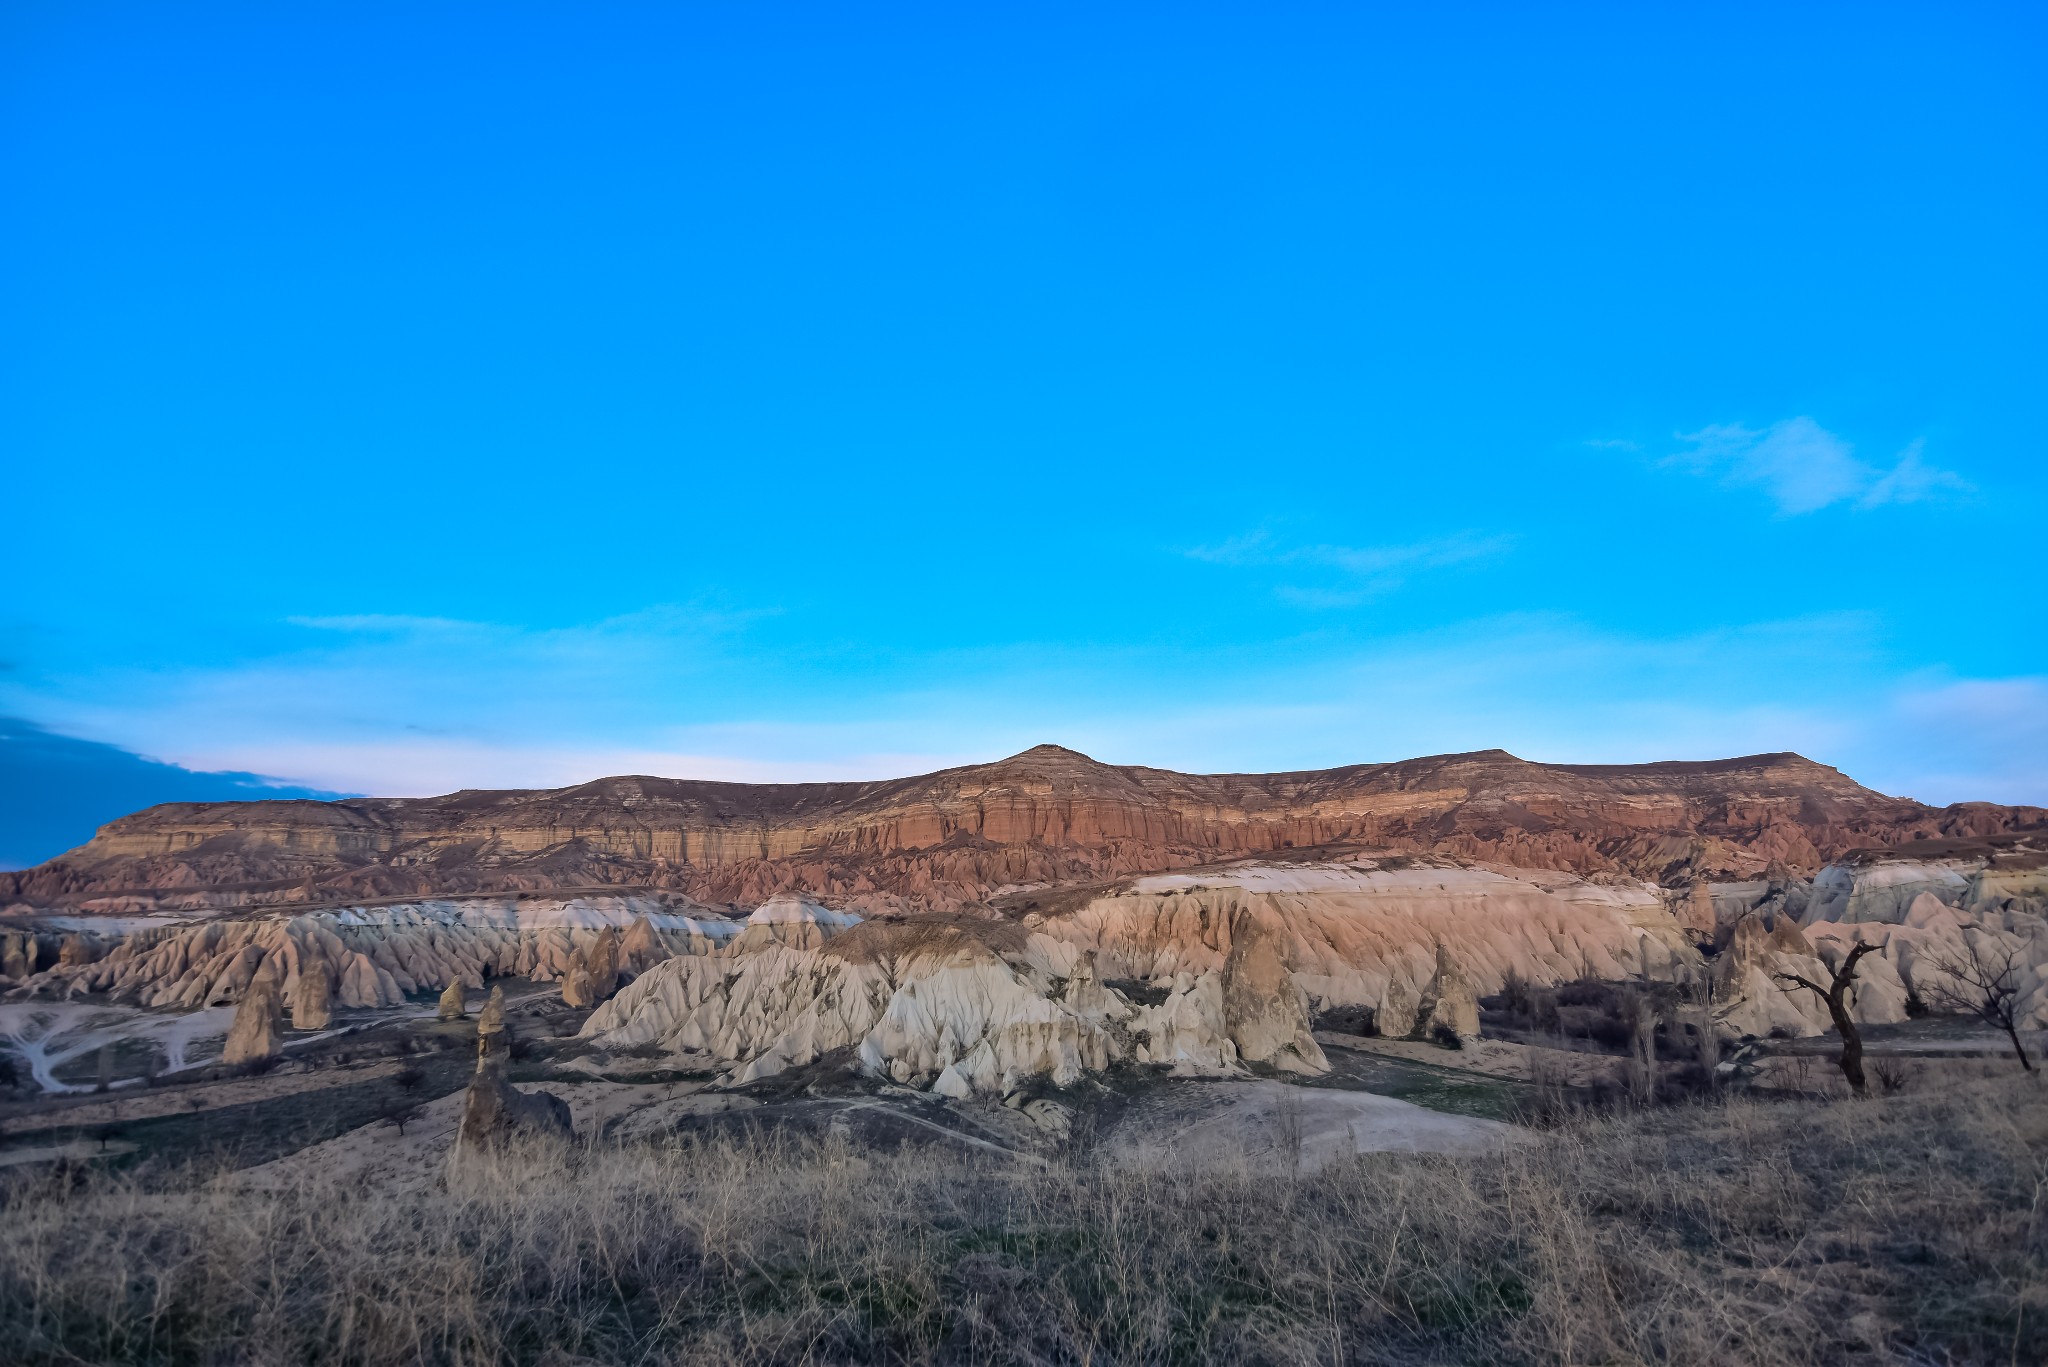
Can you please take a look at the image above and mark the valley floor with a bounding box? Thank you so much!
[1,975,2043,1366]
[1,1030,2043,1365]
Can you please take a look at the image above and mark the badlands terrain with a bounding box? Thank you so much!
[2,744,2045,1365]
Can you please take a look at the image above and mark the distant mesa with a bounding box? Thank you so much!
[3,743,2040,918]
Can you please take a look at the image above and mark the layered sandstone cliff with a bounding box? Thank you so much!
[8,745,2040,916]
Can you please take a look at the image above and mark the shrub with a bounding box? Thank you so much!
[1,1076,2039,1366]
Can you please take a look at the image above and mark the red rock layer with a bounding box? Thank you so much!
[5,745,2041,914]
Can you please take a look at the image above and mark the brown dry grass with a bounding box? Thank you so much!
[1,1073,2043,1366]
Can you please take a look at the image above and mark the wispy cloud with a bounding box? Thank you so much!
[164,738,973,797]
[1188,530,1512,606]
[9,602,2040,806]
[1667,417,1971,514]
[287,614,488,634]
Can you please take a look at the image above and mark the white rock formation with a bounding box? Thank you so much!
[1711,856,2048,1040]
[1034,859,1703,1016]
[221,968,283,1065]
[455,1020,572,1156]
[1420,944,1482,1042]
[585,903,1124,1093]
[580,861,1726,1093]
[8,896,736,1012]
[291,957,334,1031]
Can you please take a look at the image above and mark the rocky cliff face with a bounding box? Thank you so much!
[7,745,2040,916]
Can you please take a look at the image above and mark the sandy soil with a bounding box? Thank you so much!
[1105,1078,1523,1174]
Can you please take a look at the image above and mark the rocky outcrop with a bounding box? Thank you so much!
[1218,920,1327,1073]
[437,978,467,1022]
[477,985,507,1040]
[455,1019,572,1154]
[1377,981,1417,1039]
[3,896,735,1013]
[291,957,333,1031]
[561,925,621,1008]
[584,900,1128,1094]
[583,860,1713,1093]
[13,745,2040,916]
[1683,882,1716,936]
[1707,849,2048,1040]
[1420,945,1481,1042]
[221,969,283,1065]
[1,931,37,982]
[1029,861,1704,1016]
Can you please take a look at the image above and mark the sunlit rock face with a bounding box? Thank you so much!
[581,858,1721,1093]
[12,745,2042,919]
[1028,860,1704,1013]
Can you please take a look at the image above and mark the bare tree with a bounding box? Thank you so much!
[1778,942,1878,1097]
[1923,932,2036,1072]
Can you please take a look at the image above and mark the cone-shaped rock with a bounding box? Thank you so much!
[0,931,36,982]
[476,985,506,1044]
[58,933,98,968]
[437,978,467,1022]
[455,1013,572,1154]
[585,926,619,993]
[222,970,283,1065]
[291,958,334,1031]
[1219,918,1329,1074]
[1684,882,1717,936]
[1425,944,1481,1041]
[561,951,597,1008]
[1377,979,1418,1039]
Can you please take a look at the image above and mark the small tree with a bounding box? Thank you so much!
[1778,942,1877,1097]
[1924,932,2036,1072]
[384,1103,426,1137]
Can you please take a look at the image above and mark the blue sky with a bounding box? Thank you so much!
[3,1,2044,861]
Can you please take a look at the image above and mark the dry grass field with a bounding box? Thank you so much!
[2,1066,2042,1367]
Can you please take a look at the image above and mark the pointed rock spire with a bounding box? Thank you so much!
[291,957,334,1031]
[222,968,284,1065]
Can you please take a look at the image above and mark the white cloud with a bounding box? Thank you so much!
[1858,440,1974,508]
[1874,676,2048,806]
[1188,530,1512,605]
[1669,417,1971,514]
[167,739,972,797]
[9,605,2040,808]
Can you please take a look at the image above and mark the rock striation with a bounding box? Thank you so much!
[11,745,2041,918]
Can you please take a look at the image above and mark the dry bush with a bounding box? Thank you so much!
[1,1075,2043,1366]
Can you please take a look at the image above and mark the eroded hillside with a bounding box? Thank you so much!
[6,744,2041,915]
